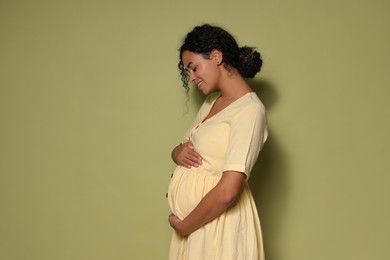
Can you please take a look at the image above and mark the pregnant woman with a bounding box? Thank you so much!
[167,24,268,260]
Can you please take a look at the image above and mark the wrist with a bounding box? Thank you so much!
[176,219,190,236]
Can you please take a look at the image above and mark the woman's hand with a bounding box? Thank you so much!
[168,213,188,236]
[171,142,202,168]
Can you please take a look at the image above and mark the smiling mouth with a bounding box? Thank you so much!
[196,81,203,88]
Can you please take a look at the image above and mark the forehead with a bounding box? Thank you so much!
[182,51,208,68]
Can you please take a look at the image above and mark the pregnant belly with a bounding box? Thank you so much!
[167,166,222,219]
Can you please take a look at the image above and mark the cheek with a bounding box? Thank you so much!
[201,64,218,79]
[205,67,220,85]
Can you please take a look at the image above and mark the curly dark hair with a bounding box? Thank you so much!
[178,24,263,91]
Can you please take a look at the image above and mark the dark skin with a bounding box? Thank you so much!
[171,141,202,168]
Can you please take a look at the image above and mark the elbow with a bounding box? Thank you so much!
[216,171,245,207]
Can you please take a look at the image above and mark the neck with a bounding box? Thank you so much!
[217,70,252,100]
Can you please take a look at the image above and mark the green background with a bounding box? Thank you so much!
[1,0,389,259]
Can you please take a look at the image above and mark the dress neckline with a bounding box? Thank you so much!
[201,92,254,124]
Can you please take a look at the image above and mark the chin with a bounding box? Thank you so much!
[199,87,212,95]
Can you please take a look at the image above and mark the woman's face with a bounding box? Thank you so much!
[182,50,222,95]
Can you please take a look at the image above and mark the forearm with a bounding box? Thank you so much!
[176,172,245,236]
[180,188,236,235]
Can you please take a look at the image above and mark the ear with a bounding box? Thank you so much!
[210,49,223,65]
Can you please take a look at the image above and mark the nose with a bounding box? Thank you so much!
[189,70,196,82]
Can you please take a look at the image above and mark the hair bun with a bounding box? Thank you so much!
[238,46,262,78]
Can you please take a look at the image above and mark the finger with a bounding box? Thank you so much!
[181,162,192,169]
[186,154,202,164]
[191,152,202,160]
[186,142,194,150]
[184,160,199,168]
[184,160,196,168]
[187,149,201,157]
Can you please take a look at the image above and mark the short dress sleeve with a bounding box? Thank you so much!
[222,102,268,179]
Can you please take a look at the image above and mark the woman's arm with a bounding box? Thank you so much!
[168,171,246,236]
[171,142,203,168]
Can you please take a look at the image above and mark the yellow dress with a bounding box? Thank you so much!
[167,92,268,260]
